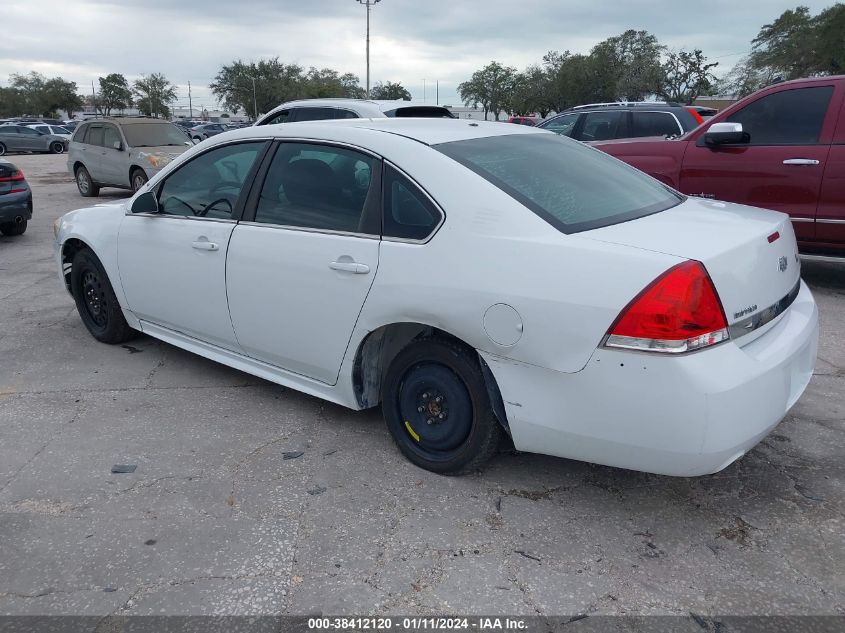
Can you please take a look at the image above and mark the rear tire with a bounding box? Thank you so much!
[382,338,503,475]
[75,165,99,197]
[130,168,148,192]
[70,248,136,344]
[0,143,6,156]
[0,220,27,236]
[50,141,64,154]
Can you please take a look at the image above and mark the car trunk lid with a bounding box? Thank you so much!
[582,197,801,333]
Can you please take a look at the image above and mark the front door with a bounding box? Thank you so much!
[226,141,381,384]
[118,140,267,350]
[680,85,837,243]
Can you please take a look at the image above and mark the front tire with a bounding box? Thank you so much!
[382,338,503,475]
[50,141,65,154]
[130,168,148,192]
[75,165,99,197]
[70,248,136,344]
[0,220,27,236]
[0,142,6,156]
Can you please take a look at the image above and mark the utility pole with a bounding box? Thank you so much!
[422,79,426,103]
[91,80,96,115]
[251,76,258,121]
[356,0,381,98]
[188,81,192,119]
[436,80,439,106]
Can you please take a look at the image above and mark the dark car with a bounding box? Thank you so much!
[538,102,704,142]
[0,125,68,156]
[189,123,230,142]
[0,158,32,236]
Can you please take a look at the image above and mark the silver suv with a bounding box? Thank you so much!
[67,118,192,197]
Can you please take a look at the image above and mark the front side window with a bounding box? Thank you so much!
[157,142,264,219]
[726,86,833,145]
[383,166,443,241]
[631,112,682,138]
[85,125,104,146]
[540,114,579,137]
[436,133,683,234]
[578,111,625,141]
[254,142,377,234]
[103,125,121,149]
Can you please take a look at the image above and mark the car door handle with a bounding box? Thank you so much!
[329,261,370,274]
[783,158,820,166]
[191,240,219,251]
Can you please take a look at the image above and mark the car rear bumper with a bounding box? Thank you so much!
[481,280,819,476]
[0,190,33,223]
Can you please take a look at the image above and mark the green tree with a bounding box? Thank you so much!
[370,81,411,101]
[0,87,24,117]
[303,68,364,99]
[10,72,47,115]
[590,30,665,100]
[98,73,133,116]
[458,61,517,120]
[509,65,553,116]
[658,49,719,104]
[44,78,83,118]
[133,73,178,118]
[211,58,305,119]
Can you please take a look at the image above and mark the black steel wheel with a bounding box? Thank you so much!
[70,248,136,344]
[383,338,503,474]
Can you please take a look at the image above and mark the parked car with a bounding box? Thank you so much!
[507,116,537,126]
[67,118,193,196]
[0,158,32,236]
[593,75,845,256]
[255,98,455,126]
[62,121,82,132]
[189,123,230,142]
[690,105,719,119]
[27,123,72,140]
[538,102,703,141]
[54,119,817,476]
[0,125,68,156]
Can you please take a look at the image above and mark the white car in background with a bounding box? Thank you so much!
[255,98,455,126]
[53,119,818,476]
[27,123,72,140]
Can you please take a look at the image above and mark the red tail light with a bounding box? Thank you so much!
[604,261,729,353]
[0,170,27,194]
[686,107,705,125]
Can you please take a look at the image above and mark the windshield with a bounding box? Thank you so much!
[122,122,190,147]
[435,133,683,234]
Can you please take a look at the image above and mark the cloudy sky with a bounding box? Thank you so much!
[0,0,835,112]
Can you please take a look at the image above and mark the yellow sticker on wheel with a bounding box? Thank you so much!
[404,420,420,442]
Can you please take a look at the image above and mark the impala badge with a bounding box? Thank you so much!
[778,256,788,273]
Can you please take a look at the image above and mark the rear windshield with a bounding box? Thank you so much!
[434,133,683,233]
[121,122,190,147]
[385,106,455,118]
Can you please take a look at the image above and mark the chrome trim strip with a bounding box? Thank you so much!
[728,279,801,340]
[815,218,845,225]
[236,221,379,240]
[790,217,814,223]
[800,254,845,264]
[125,213,236,224]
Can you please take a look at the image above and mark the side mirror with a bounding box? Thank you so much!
[130,190,159,214]
[113,141,123,151]
[703,122,748,146]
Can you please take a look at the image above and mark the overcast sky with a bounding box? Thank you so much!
[0,0,835,112]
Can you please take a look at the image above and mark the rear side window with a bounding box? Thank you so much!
[631,112,682,138]
[727,86,833,145]
[336,109,359,119]
[262,110,291,125]
[383,166,443,241]
[291,107,338,122]
[384,106,455,118]
[578,111,625,141]
[436,134,683,234]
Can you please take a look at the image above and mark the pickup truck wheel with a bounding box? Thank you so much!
[382,338,502,475]
[70,249,136,344]
[130,168,148,192]
[75,165,99,197]
[0,220,27,236]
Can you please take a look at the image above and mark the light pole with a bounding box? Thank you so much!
[356,0,381,98]
[250,75,258,121]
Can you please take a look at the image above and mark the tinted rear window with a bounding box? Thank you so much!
[435,133,683,234]
[384,106,455,118]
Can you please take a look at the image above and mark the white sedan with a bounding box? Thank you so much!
[53,119,818,476]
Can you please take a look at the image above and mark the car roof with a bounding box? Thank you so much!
[259,98,452,122]
[80,118,174,126]
[215,117,546,146]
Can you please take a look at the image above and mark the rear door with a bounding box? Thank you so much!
[629,111,684,138]
[679,84,839,243]
[577,111,627,141]
[226,141,381,384]
[817,92,845,246]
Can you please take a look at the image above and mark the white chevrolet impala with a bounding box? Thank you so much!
[54,119,818,476]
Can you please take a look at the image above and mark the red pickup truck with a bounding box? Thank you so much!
[593,76,845,256]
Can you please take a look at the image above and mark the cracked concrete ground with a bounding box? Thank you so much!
[0,154,843,617]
